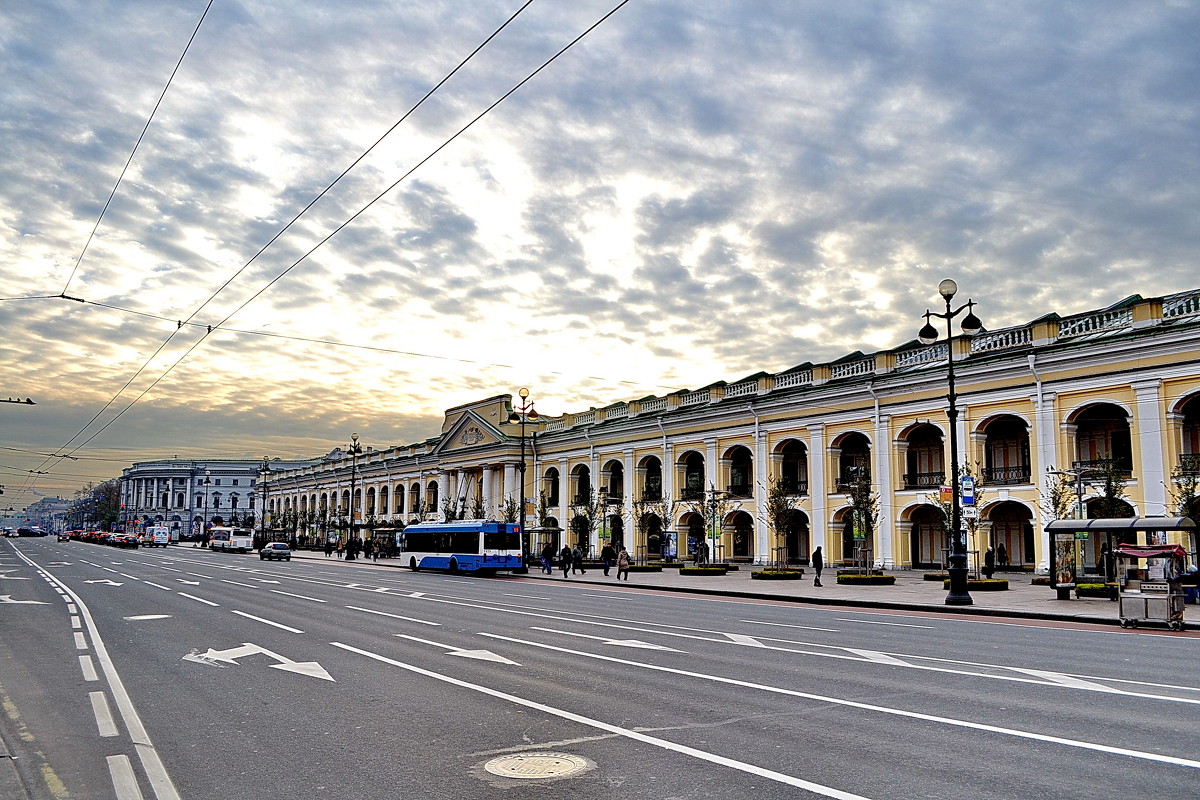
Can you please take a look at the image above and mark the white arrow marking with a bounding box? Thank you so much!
[396,634,520,665]
[0,595,50,604]
[85,579,123,586]
[530,627,684,652]
[125,615,172,621]
[0,573,30,580]
[183,643,334,681]
[1007,668,1122,693]
[725,633,766,648]
[845,648,912,667]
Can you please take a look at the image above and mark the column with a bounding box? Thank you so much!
[808,424,827,555]
[1134,380,1168,515]
[874,414,893,568]
[481,467,494,519]
[755,430,769,564]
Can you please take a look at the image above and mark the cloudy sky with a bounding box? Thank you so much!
[2,0,1198,507]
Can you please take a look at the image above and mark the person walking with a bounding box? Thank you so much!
[324,538,333,558]
[983,545,996,579]
[364,538,374,561]
[540,542,556,574]
[560,545,573,578]
[812,545,824,587]
[616,547,631,581]
[997,542,1009,568]
[600,542,617,576]
[572,545,587,574]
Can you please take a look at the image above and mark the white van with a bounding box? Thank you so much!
[143,526,171,548]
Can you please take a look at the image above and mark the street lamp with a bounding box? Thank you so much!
[508,388,539,560]
[198,470,212,548]
[258,456,271,548]
[705,487,730,565]
[347,433,362,560]
[918,278,983,606]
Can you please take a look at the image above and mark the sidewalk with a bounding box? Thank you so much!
[273,547,1197,628]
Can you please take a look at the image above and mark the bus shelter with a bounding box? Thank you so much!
[1046,517,1196,600]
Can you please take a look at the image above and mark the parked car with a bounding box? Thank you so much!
[259,542,292,561]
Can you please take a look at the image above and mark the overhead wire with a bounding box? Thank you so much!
[53,0,638,460]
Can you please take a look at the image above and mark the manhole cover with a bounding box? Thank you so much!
[483,752,590,780]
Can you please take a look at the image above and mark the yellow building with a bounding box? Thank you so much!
[267,288,1200,572]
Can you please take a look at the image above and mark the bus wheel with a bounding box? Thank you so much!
[448,558,458,573]
[409,557,418,572]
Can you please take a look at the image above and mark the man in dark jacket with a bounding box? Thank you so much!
[812,545,824,587]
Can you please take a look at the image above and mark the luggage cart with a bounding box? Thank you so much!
[1115,543,1187,631]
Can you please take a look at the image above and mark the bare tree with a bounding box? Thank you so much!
[761,475,801,567]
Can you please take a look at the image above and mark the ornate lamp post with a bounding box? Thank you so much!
[918,279,983,605]
[508,388,539,560]
[347,433,362,560]
[258,456,271,548]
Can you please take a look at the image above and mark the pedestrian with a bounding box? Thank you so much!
[336,539,344,559]
[364,538,374,561]
[997,542,1009,568]
[560,545,573,578]
[812,545,824,587]
[600,542,616,576]
[540,542,555,574]
[616,547,631,581]
[324,538,333,558]
[572,545,587,574]
[983,545,996,579]
[1098,541,1111,581]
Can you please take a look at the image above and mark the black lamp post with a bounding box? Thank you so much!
[346,433,362,560]
[508,388,539,560]
[918,279,983,605]
[258,456,271,548]
[199,470,211,547]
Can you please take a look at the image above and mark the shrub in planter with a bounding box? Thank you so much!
[1030,576,1051,586]
[923,572,949,581]
[751,569,804,580]
[659,561,686,568]
[627,564,662,573]
[679,566,728,576]
[1076,582,1116,599]
[836,573,896,586]
[943,578,1009,591]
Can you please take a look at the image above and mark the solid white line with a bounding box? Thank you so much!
[835,618,935,629]
[74,632,88,649]
[230,610,303,633]
[331,641,872,799]
[89,691,118,736]
[143,581,171,590]
[107,754,145,800]
[739,619,840,632]
[270,589,326,603]
[80,655,99,681]
[345,605,440,625]
[177,592,218,607]
[482,632,1200,770]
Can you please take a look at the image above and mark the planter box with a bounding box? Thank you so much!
[943,578,1009,591]
[751,570,804,580]
[923,572,949,581]
[1076,582,1117,600]
[1030,576,1051,586]
[836,574,896,586]
[627,564,662,573]
[679,566,728,577]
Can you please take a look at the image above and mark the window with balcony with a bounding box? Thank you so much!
[903,424,945,490]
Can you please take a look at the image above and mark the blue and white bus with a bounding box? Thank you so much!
[398,521,522,573]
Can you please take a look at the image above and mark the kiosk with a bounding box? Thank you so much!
[1115,543,1188,630]
[1045,517,1195,602]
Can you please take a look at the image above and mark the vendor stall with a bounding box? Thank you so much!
[1116,543,1188,630]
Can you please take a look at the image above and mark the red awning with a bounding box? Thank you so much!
[1114,543,1187,559]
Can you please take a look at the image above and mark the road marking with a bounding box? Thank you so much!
[0,594,50,604]
[230,610,303,633]
[503,593,553,600]
[71,615,81,628]
[177,592,218,607]
[333,641,871,799]
[102,567,119,573]
[270,589,326,603]
[482,632,1200,771]
[177,579,200,585]
[89,691,118,736]
[185,573,212,579]
[119,573,141,580]
[725,633,767,647]
[85,579,124,586]
[144,582,171,591]
[845,649,913,667]
[739,620,840,632]
[395,633,521,665]
[183,643,333,681]
[530,627,683,651]
[835,618,935,629]
[220,579,258,588]
[107,754,144,800]
[74,632,88,649]
[79,655,98,681]
[345,605,440,625]
[125,615,172,621]
[159,566,182,572]
[1006,668,1121,693]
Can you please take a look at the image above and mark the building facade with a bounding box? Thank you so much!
[258,288,1200,571]
[119,458,318,537]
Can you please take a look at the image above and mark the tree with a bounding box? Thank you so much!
[1168,464,1199,517]
[501,496,519,524]
[1092,459,1133,519]
[927,461,987,553]
[845,469,879,568]
[440,494,462,522]
[1041,471,1075,521]
[535,490,554,527]
[73,479,121,531]
[762,475,801,566]
[569,484,600,550]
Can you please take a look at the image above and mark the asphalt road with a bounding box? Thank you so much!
[2,538,1197,800]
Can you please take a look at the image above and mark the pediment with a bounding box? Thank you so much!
[436,410,506,455]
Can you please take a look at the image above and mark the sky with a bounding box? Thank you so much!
[2,0,1198,510]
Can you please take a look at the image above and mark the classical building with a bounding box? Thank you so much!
[264,288,1200,571]
[119,457,318,537]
